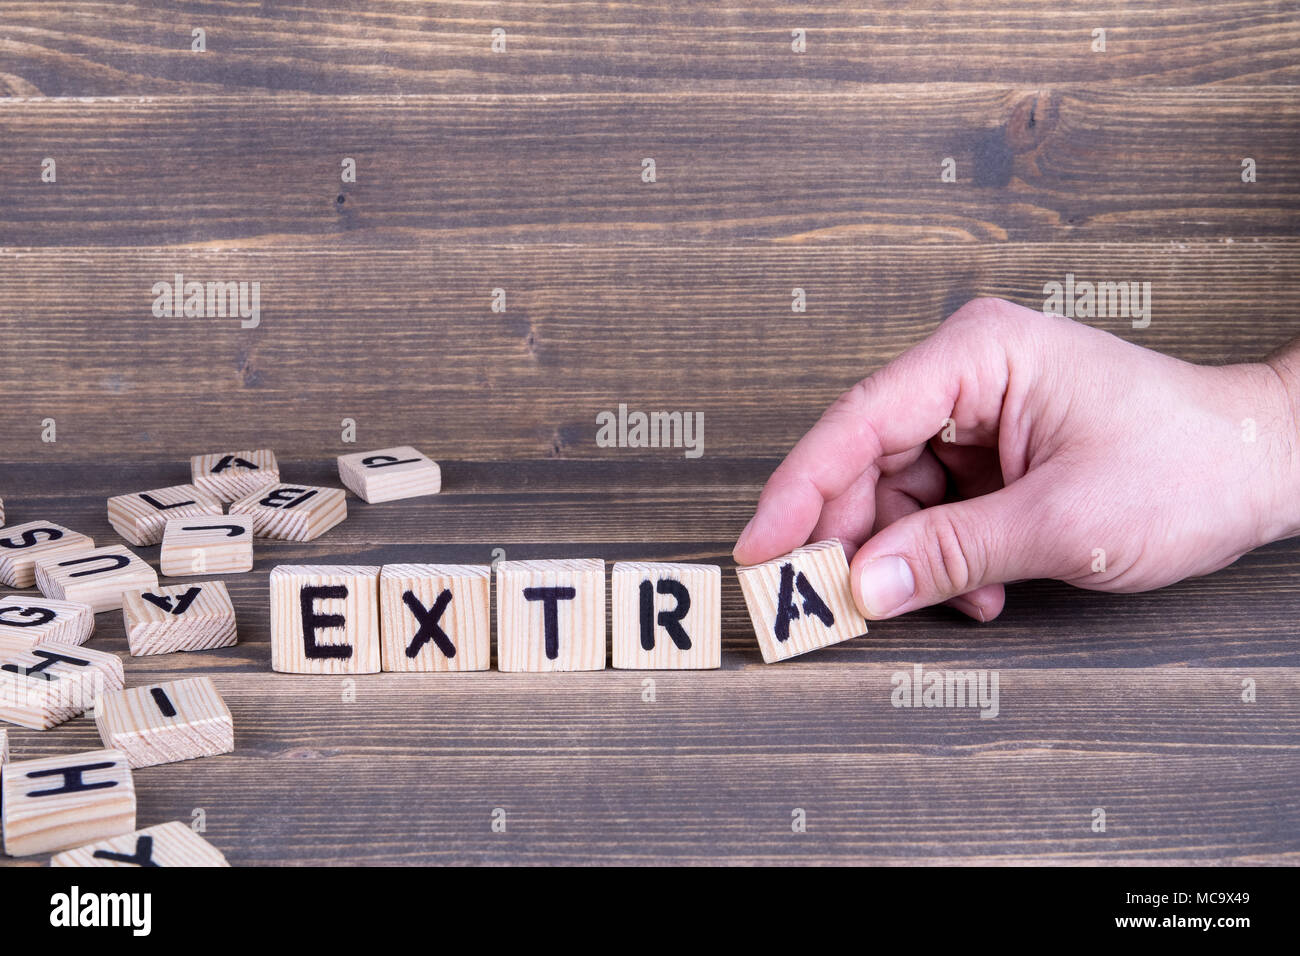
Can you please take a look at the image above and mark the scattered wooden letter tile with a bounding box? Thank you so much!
[35,545,159,614]
[0,728,7,766]
[379,564,490,671]
[611,562,722,669]
[0,521,95,588]
[96,676,234,769]
[122,581,237,657]
[0,496,4,527]
[736,539,867,663]
[338,445,442,504]
[50,820,229,867]
[159,514,254,576]
[2,747,135,856]
[107,484,223,547]
[230,483,347,541]
[191,448,280,503]
[0,634,125,729]
[0,596,94,648]
[496,558,605,672]
[270,565,380,673]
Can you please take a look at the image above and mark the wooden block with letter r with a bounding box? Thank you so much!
[0,521,94,589]
[50,820,229,867]
[159,514,254,576]
[496,558,606,672]
[191,448,280,503]
[338,445,442,503]
[122,580,237,657]
[34,545,159,614]
[230,484,347,541]
[270,565,381,673]
[379,564,490,671]
[0,634,125,729]
[2,748,135,856]
[0,596,94,648]
[736,538,867,663]
[96,676,234,769]
[612,562,721,669]
[107,483,223,547]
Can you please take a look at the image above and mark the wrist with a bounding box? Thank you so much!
[1255,342,1300,544]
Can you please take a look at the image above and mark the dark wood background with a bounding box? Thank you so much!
[0,1,1297,865]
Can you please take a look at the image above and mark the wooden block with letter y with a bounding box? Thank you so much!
[122,581,237,657]
[270,565,381,673]
[96,676,234,769]
[496,558,606,672]
[379,564,490,671]
[50,820,229,867]
[159,514,254,576]
[0,521,94,588]
[612,562,721,669]
[0,635,125,729]
[34,545,158,614]
[2,748,135,856]
[107,484,223,547]
[0,596,94,648]
[191,448,280,503]
[338,445,442,503]
[230,484,347,541]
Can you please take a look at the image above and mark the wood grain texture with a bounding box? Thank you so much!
[338,446,442,504]
[496,558,606,672]
[269,565,381,674]
[1,748,135,857]
[379,564,491,672]
[49,820,229,867]
[122,580,237,657]
[95,676,234,769]
[34,544,158,614]
[0,635,124,730]
[230,484,347,542]
[0,596,93,648]
[159,514,254,577]
[191,448,280,503]
[106,483,222,546]
[611,562,721,669]
[0,522,94,588]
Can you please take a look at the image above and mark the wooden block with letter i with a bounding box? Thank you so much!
[612,562,721,669]
[736,538,867,663]
[496,558,605,672]
[107,483,222,546]
[50,820,229,867]
[96,676,234,769]
[0,634,125,729]
[0,521,94,588]
[270,565,380,673]
[0,596,94,648]
[2,748,135,856]
[160,514,254,576]
[191,448,280,503]
[379,564,490,671]
[122,581,237,657]
[338,445,441,503]
[230,483,347,541]
[34,545,158,614]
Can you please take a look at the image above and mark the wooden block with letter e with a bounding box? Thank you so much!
[0,521,94,588]
[270,565,380,673]
[122,581,237,657]
[50,820,229,867]
[612,562,721,669]
[0,634,125,729]
[2,748,135,856]
[736,539,867,663]
[338,445,442,503]
[35,545,158,614]
[0,596,94,648]
[96,676,234,769]
[230,483,347,541]
[107,484,222,547]
[496,558,605,672]
[379,564,490,671]
[159,514,254,576]
[191,448,280,503]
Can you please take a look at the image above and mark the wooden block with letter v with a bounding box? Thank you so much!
[107,483,223,546]
[0,521,94,588]
[338,445,441,503]
[270,565,380,673]
[0,596,94,648]
[230,483,347,541]
[96,676,234,769]
[496,558,605,672]
[736,538,867,663]
[612,562,721,669]
[159,514,254,576]
[35,544,158,614]
[2,747,135,856]
[122,580,237,657]
[379,564,490,671]
[0,634,125,729]
[50,820,229,867]
[191,448,280,503]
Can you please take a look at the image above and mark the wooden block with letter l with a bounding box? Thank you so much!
[496,558,606,672]
[34,545,158,614]
[159,514,254,576]
[2,748,135,856]
[737,539,867,663]
[612,562,721,669]
[191,448,280,503]
[270,565,381,673]
[0,596,94,648]
[0,634,125,729]
[230,483,347,541]
[107,483,223,547]
[122,581,237,657]
[96,676,234,769]
[379,564,490,671]
[0,521,94,589]
[50,820,229,867]
[338,445,442,503]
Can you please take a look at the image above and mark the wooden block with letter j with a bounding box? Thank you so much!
[736,538,867,663]
[270,565,381,673]
[379,564,491,671]
[230,484,347,541]
[496,558,605,672]
[96,676,234,769]
[107,483,223,547]
[612,562,721,669]
[0,634,125,729]
[50,820,229,867]
[122,580,237,657]
[338,445,441,503]
[0,521,94,588]
[191,448,280,503]
[2,748,135,856]
[159,514,254,576]
[34,544,159,614]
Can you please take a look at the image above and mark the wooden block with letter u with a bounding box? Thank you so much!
[0,634,125,729]
[0,521,94,589]
[0,596,94,648]
[122,580,237,657]
[612,562,721,669]
[34,544,159,614]
[270,565,381,673]
[160,514,254,576]
[107,483,223,547]
[379,564,490,671]
[50,820,229,867]
[96,676,234,769]
[231,484,347,541]
[191,448,280,503]
[496,558,606,672]
[338,445,442,503]
[2,748,136,856]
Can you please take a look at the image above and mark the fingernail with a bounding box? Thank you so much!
[858,556,915,617]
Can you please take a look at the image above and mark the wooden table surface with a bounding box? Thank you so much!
[1,1,1297,865]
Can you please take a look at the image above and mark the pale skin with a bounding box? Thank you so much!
[733,298,1300,622]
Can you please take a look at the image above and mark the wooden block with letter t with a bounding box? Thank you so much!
[379,564,490,671]
[270,565,381,673]
[0,596,94,648]
[737,539,867,663]
[0,634,125,729]
[496,558,606,672]
[0,521,94,588]
[96,676,234,769]
[191,448,280,503]
[107,483,223,547]
[122,581,237,657]
[159,514,254,576]
[612,562,721,669]
[338,445,442,503]
[50,820,229,867]
[2,748,135,856]
[230,483,347,541]
[34,545,158,614]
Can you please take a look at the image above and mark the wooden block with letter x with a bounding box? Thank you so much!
[107,484,222,547]
[230,484,347,541]
[0,634,125,729]
[122,581,237,657]
[338,445,442,503]
[270,565,380,673]
[496,558,605,672]
[0,596,94,648]
[736,539,867,663]
[612,562,721,669]
[379,564,490,671]
[159,514,254,576]
[2,748,135,856]
[0,521,94,589]
[191,448,280,503]
[50,820,229,867]
[35,545,158,614]
[96,676,234,769]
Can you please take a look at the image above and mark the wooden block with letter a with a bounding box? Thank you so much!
[230,483,347,541]
[191,448,280,503]
[0,521,94,589]
[0,596,94,648]
[107,483,223,547]
[496,558,605,672]
[612,562,721,669]
[34,545,158,614]
[379,564,490,671]
[122,581,237,657]
[338,445,442,503]
[0,634,125,729]
[159,514,254,576]
[736,539,867,663]
[96,676,234,769]
[2,748,135,856]
[270,565,381,673]
[50,820,229,867]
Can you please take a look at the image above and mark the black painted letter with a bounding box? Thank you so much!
[299,585,352,659]
[522,586,576,660]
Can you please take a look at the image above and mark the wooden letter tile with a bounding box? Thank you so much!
[270,565,380,673]
[0,596,93,648]
[122,581,237,657]
[0,521,94,588]
[338,445,442,504]
[0,635,125,729]
[191,448,280,503]
[35,545,159,614]
[736,539,867,663]
[230,483,347,541]
[0,728,7,766]
[496,558,605,672]
[107,483,223,547]
[96,676,234,769]
[612,562,721,669]
[159,514,254,576]
[50,820,229,867]
[379,564,490,671]
[2,748,135,856]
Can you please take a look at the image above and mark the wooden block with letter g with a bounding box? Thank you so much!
[0,634,125,729]
[338,445,441,503]
[96,676,234,769]
[107,483,223,547]
[379,564,490,671]
[160,514,254,576]
[230,483,347,541]
[50,820,229,867]
[612,562,721,669]
[122,580,237,657]
[736,539,867,663]
[270,565,381,673]
[496,558,605,672]
[0,521,94,588]
[34,544,159,614]
[191,448,280,503]
[2,747,135,856]
[0,596,94,648]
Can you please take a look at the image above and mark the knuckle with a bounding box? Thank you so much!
[921,509,982,597]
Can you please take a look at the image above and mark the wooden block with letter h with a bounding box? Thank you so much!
[3,748,136,856]
[96,676,234,769]
[50,820,229,867]
[0,596,94,648]
[35,544,159,614]
[338,445,441,503]
[160,514,254,576]
[379,564,490,671]
[0,521,94,588]
[231,484,347,541]
[107,484,222,546]
[270,565,380,673]
[612,562,721,669]
[736,539,867,663]
[122,580,237,657]
[496,558,605,672]
[0,634,125,729]
[191,448,280,503]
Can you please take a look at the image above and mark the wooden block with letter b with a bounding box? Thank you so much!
[379,564,490,671]
[0,596,94,648]
[0,634,125,729]
[338,445,441,503]
[34,545,159,614]
[159,514,254,576]
[0,521,94,588]
[612,562,721,669]
[496,558,605,672]
[107,484,223,547]
[122,581,237,657]
[230,483,347,541]
[50,820,229,867]
[191,448,280,503]
[270,565,381,673]
[2,748,135,856]
[96,676,234,769]
[736,539,867,663]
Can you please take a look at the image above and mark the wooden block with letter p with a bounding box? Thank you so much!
[34,545,158,614]
[107,483,222,547]
[270,565,381,673]
[159,514,254,576]
[612,562,721,669]
[0,521,94,588]
[338,445,441,503]
[122,581,237,657]
[379,564,490,671]
[50,820,229,867]
[496,558,605,672]
[736,539,867,663]
[0,634,125,729]
[0,596,94,648]
[96,676,234,769]
[230,483,347,541]
[2,748,135,856]
[191,448,280,503]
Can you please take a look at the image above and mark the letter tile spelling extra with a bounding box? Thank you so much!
[611,562,721,669]
[191,448,280,504]
[122,581,237,657]
[735,539,867,663]
[0,596,94,648]
[159,514,254,577]
[0,634,125,730]
[270,566,381,674]
[96,676,233,769]
[50,820,229,867]
[106,483,223,547]
[34,545,159,614]
[230,484,347,542]
[337,445,442,503]
[0,521,94,588]
[496,558,606,672]
[2,748,135,856]
[379,564,490,671]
